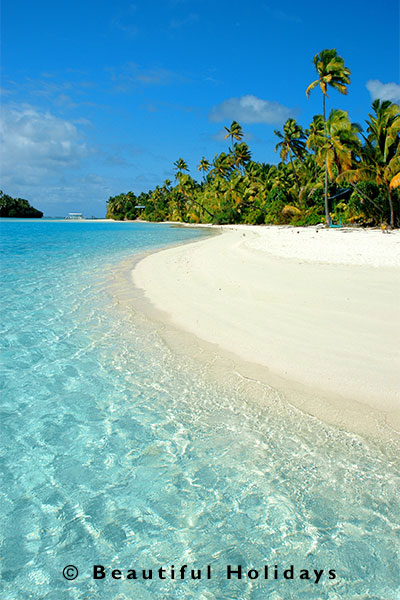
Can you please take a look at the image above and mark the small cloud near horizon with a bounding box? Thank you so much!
[366,80,400,103]
[209,95,297,125]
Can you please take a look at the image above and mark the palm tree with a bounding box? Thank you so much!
[307,110,361,220]
[224,121,243,152]
[306,49,351,224]
[223,173,244,216]
[233,142,252,172]
[306,115,325,150]
[274,118,306,201]
[210,152,234,179]
[339,100,400,226]
[174,158,189,177]
[172,159,189,221]
[317,110,361,177]
[197,157,211,181]
[162,179,172,193]
[177,173,215,221]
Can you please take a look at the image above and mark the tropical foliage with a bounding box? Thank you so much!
[0,191,43,218]
[106,50,400,228]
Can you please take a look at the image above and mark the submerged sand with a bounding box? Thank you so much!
[132,225,400,437]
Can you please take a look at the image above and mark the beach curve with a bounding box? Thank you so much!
[132,225,400,437]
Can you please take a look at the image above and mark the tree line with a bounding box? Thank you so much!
[106,49,400,228]
[0,191,43,218]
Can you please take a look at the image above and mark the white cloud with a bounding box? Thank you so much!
[0,105,88,184]
[209,95,296,124]
[366,80,400,103]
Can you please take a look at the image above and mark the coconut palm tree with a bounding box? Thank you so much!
[306,49,351,224]
[197,157,211,181]
[317,110,361,178]
[224,121,243,152]
[339,100,400,226]
[306,49,351,119]
[307,110,361,220]
[233,142,252,172]
[171,159,189,221]
[306,115,325,150]
[210,152,235,179]
[174,158,189,177]
[274,118,306,201]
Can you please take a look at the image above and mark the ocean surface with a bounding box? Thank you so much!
[0,219,399,600]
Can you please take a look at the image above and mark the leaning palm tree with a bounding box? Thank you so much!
[179,173,215,221]
[274,118,306,201]
[223,172,245,214]
[224,121,243,153]
[210,152,235,179]
[306,49,351,224]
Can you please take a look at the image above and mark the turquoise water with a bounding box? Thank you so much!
[0,220,399,600]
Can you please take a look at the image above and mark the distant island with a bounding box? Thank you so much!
[106,50,399,229]
[0,191,43,218]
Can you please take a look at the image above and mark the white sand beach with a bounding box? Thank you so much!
[132,226,400,437]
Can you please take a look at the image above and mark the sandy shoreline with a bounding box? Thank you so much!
[132,225,400,438]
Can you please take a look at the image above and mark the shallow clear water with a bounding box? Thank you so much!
[1,220,399,600]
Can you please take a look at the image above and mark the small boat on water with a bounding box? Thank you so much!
[65,212,84,219]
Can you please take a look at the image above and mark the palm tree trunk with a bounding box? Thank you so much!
[191,197,215,220]
[388,185,394,228]
[288,150,301,204]
[322,93,329,225]
[348,183,381,211]
[324,161,329,225]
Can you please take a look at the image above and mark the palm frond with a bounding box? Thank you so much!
[306,79,319,97]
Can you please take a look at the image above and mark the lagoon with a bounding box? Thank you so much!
[0,220,399,599]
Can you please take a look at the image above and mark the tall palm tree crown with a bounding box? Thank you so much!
[224,121,244,152]
[306,49,351,120]
[198,157,211,180]
[174,158,189,177]
[306,49,351,224]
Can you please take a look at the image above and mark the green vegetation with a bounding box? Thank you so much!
[0,191,43,218]
[106,50,400,228]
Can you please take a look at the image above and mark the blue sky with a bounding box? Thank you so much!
[1,0,399,216]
